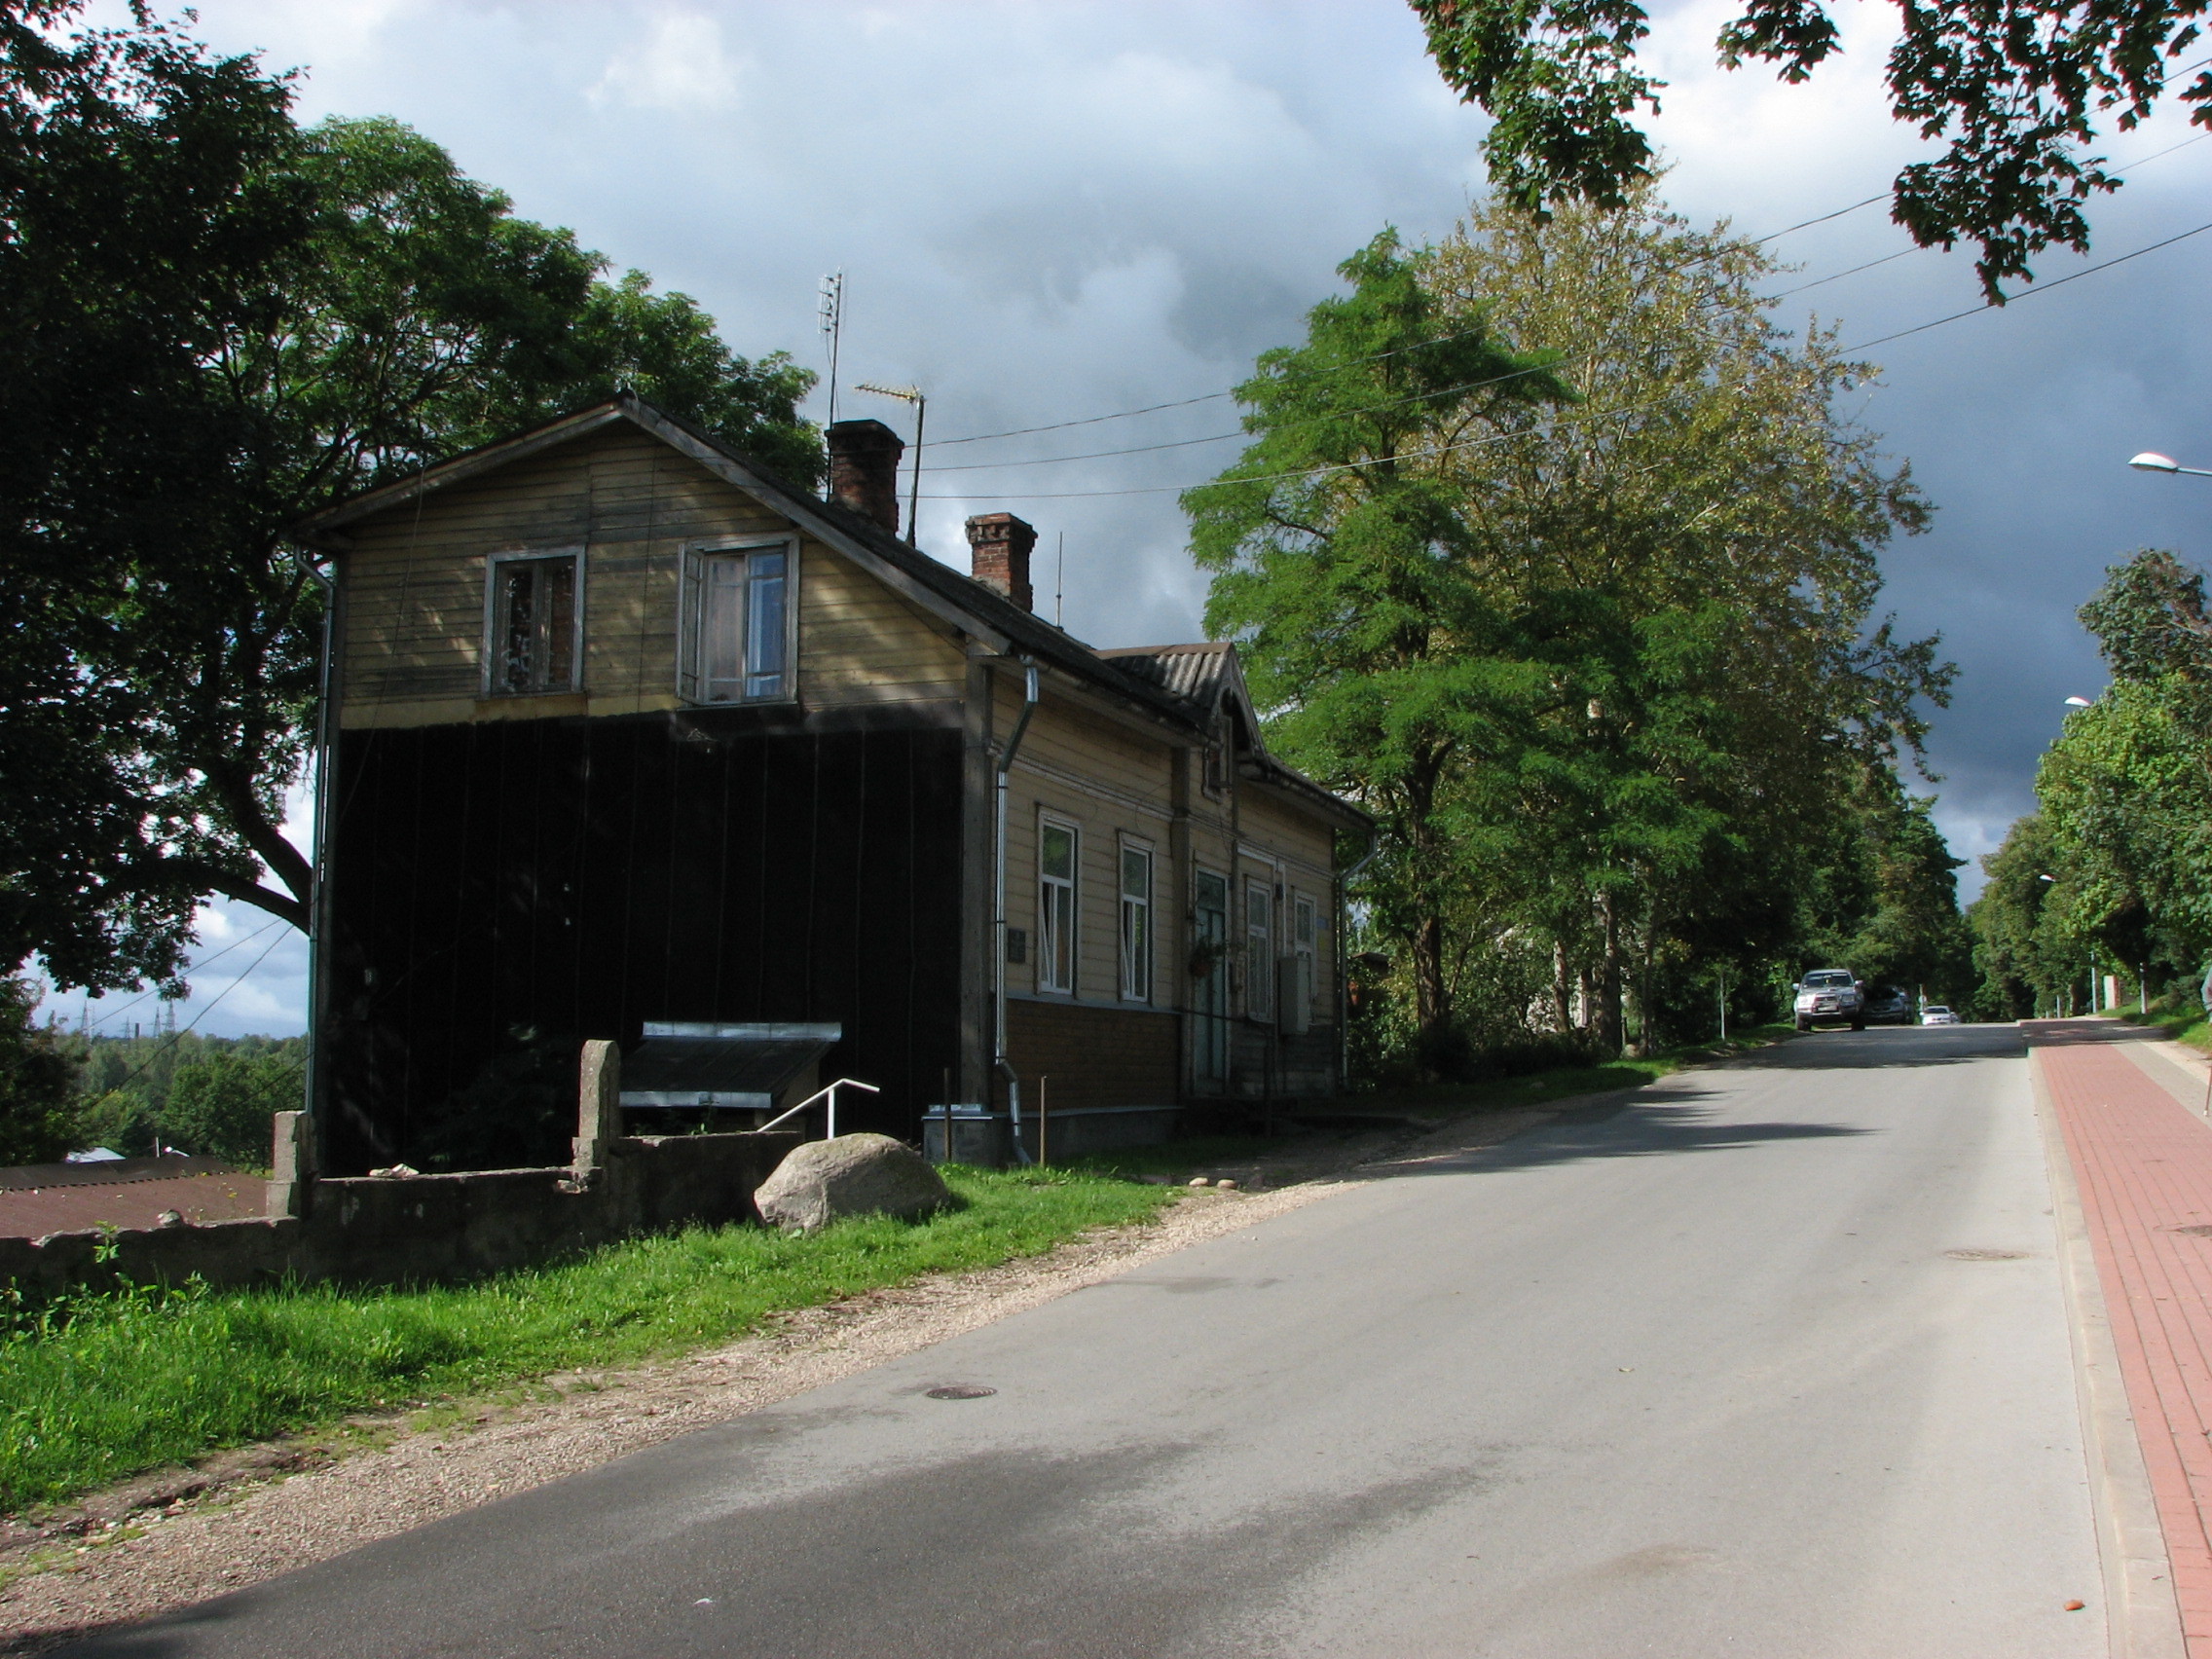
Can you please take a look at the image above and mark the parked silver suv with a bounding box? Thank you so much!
[1793,969,1866,1032]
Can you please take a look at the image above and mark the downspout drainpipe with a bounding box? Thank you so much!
[994,660,1041,1164]
[301,552,339,1133]
[1336,827,1381,1094]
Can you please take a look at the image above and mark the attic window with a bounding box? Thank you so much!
[684,540,796,704]
[486,549,582,696]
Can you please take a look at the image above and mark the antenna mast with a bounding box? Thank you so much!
[818,271,844,427]
[1055,532,1065,627]
[855,382,926,547]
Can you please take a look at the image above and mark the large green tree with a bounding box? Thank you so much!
[1424,190,1945,1051]
[1408,0,2211,298]
[1182,230,1572,1059]
[1189,195,1951,1064]
[1,6,817,995]
[2026,549,2212,992]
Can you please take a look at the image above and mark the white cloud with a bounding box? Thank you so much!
[588,12,745,114]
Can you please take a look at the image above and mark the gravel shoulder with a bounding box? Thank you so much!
[0,1103,1567,1651]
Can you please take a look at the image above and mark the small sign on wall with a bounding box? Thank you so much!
[1006,928,1028,964]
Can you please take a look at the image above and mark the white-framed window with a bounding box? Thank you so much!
[1038,816,1079,995]
[1245,878,1273,1021]
[1293,892,1318,1016]
[1120,841,1154,1003]
[485,547,583,696]
[682,538,797,704]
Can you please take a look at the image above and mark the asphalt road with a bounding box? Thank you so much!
[70,1025,2106,1658]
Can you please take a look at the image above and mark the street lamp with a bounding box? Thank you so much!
[2130,452,2212,478]
[2065,696,2092,708]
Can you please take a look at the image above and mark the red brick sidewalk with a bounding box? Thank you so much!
[2038,1020,2212,1654]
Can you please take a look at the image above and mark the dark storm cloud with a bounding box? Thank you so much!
[55,0,2212,1028]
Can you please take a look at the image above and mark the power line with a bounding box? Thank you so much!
[1770,131,2210,299]
[1749,194,1887,245]
[927,124,2212,456]
[913,207,2212,502]
[95,925,297,1098]
[1843,217,2212,351]
[925,358,1574,473]
[79,916,289,1034]
[919,388,1684,500]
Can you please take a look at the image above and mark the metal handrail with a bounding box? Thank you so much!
[756,1077,880,1139]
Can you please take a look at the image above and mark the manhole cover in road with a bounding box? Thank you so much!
[925,1384,997,1400]
[1944,1248,2027,1261]
[2169,1225,2212,1237]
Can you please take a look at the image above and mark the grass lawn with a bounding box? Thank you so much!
[0,1166,1175,1516]
[2123,1002,2212,1051]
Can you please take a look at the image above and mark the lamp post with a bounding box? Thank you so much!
[2130,452,2212,478]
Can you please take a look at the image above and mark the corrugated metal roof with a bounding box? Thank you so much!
[1096,643,1236,711]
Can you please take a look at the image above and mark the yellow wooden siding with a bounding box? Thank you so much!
[998,689,1183,1008]
[1236,788,1337,885]
[799,543,965,704]
[337,424,962,727]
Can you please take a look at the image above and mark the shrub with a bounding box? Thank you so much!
[163,1051,300,1165]
[0,979,80,1166]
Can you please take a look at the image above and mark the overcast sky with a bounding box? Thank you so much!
[51,0,2212,1040]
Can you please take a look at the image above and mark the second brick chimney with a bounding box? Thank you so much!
[965,513,1037,612]
[826,419,905,536]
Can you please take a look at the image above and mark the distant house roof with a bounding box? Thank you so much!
[296,394,1370,832]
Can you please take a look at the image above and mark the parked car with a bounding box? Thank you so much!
[1921,1005,1962,1026]
[1862,985,1916,1026]
[1794,969,1866,1031]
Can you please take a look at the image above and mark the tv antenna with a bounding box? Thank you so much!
[818,272,844,426]
[855,382,925,547]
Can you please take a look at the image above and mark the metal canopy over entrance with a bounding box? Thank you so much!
[617,1022,842,1113]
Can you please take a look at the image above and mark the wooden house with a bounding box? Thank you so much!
[296,395,1370,1173]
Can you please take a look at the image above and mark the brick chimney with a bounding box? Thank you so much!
[965,513,1037,612]
[826,419,905,536]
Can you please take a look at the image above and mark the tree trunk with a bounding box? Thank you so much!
[1411,912,1453,1077]
[1552,940,1572,1034]
[1629,919,1658,1058]
[1594,890,1624,1055]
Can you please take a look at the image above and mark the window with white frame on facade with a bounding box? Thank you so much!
[1120,843,1153,1002]
[685,542,793,703]
[1038,820,1078,994]
[487,551,581,696]
[1245,878,1273,1020]
[1293,892,1318,1014]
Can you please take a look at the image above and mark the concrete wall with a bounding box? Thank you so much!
[0,1106,798,1299]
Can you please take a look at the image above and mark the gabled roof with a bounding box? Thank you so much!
[296,394,1200,732]
[295,394,1370,830]
[1101,643,1369,830]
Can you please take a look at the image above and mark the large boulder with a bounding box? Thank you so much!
[754,1133,950,1234]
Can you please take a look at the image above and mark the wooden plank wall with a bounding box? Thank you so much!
[997,683,1178,1010]
[321,714,965,1174]
[337,424,965,729]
